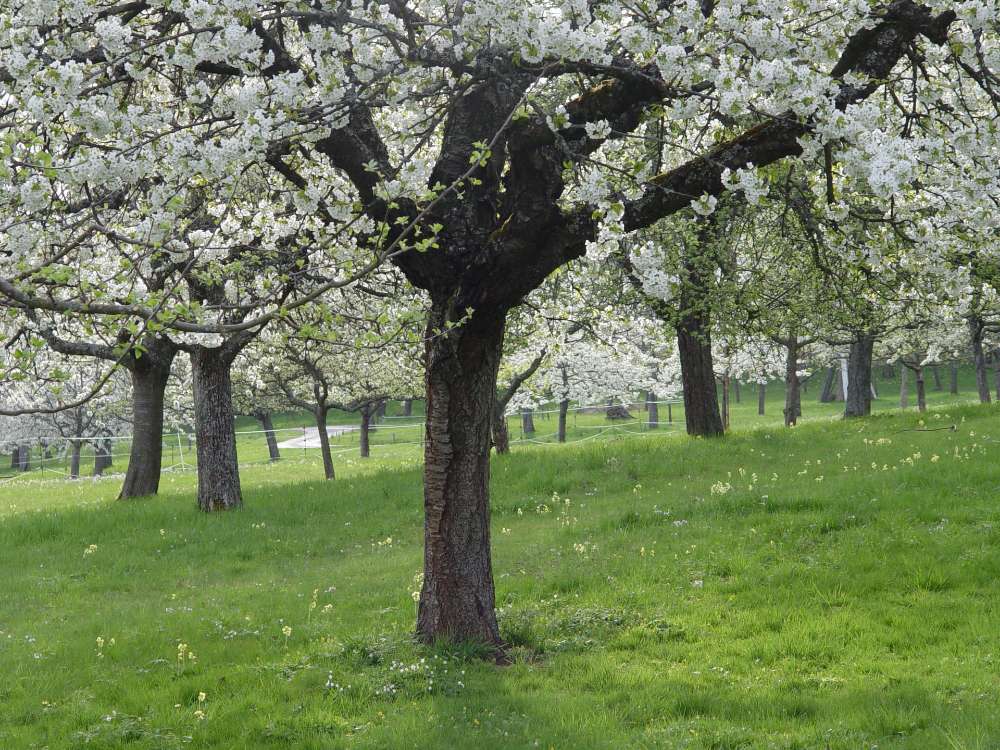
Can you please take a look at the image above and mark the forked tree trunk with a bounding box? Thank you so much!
[915,367,927,412]
[119,362,171,499]
[647,392,659,429]
[190,347,242,511]
[950,363,959,394]
[70,441,82,479]
[360,407,372,458]
[900,366,910,409]
[257,412,281,462]
[416,303,505,649]
[315,407,335,479]
[675,317,724,437]
[757,382,766,416]
[969,317,991,404]
[844,335,875,418]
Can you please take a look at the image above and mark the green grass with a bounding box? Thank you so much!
[1,398,999,748]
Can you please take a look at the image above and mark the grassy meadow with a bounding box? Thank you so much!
[0,372,998,748]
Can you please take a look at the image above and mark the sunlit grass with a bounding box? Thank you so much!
[1,398,998,748]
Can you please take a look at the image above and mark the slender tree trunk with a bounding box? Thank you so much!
[932,366,942,391]
[416,303,505,649]
[844,335,875,418]
[190,347,243,511]
[784,341,801,427]
[950,363,959,394]
[520,409,535,435]
[315,407,335,479]
[900,366,910,409]
[360,407,372,459]
[995,362,1000,402]
[93,440,110,477]
[402,398,413,417]
[819,367,837,402]
[257,412,281,462]
[493,409,510,454]
[647,392,659,429]
[119,362,171,499]
[733,379,741,404]
[757,382,766,416]
[69,442,82,479]
[916,366,927,412]
[721,374,731,431]
[969,317,991,404]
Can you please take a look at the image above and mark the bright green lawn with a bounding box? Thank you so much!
[1,398,999,748]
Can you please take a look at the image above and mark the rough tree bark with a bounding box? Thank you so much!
[70,442,82,479]
[968,317,991,404]
[784,341,802,427]
[190,347,243,511]
[416,304,506,648]
[819,368,838,403]
[721,374,731,431]
[844,335,875,418]
[900,365,910,409]
[360,405,372,459]
[118,359,172,499]
[256,412,281,462]
[314,406,335,480]
[647,392,659,429]
[493,412,510,454]
[757,383,766,416]
[520,409,535,435]
[915,366,927,412]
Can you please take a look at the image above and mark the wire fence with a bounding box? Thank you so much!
[0,400,682,484]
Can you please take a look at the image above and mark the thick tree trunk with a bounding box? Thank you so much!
[190,347,243,511]
[819,367,837,402]
[969,318,991,404]
[70,442,82,479]
[493,410,510,454]
[835,361,847,401]
[844,335,875,418]
[950,363,959,394]
[402,398,413,417]
[757,382,766,416]
[416,303,505,649]
[258,412,281,462]
[520,409,535,435]
[647,392,659,429]
[916,367,927,412]
[360,407,372,459]
[315,407,335,479]
[899,366,910,409]
[119,362,171,499]
[675,320,724,437]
